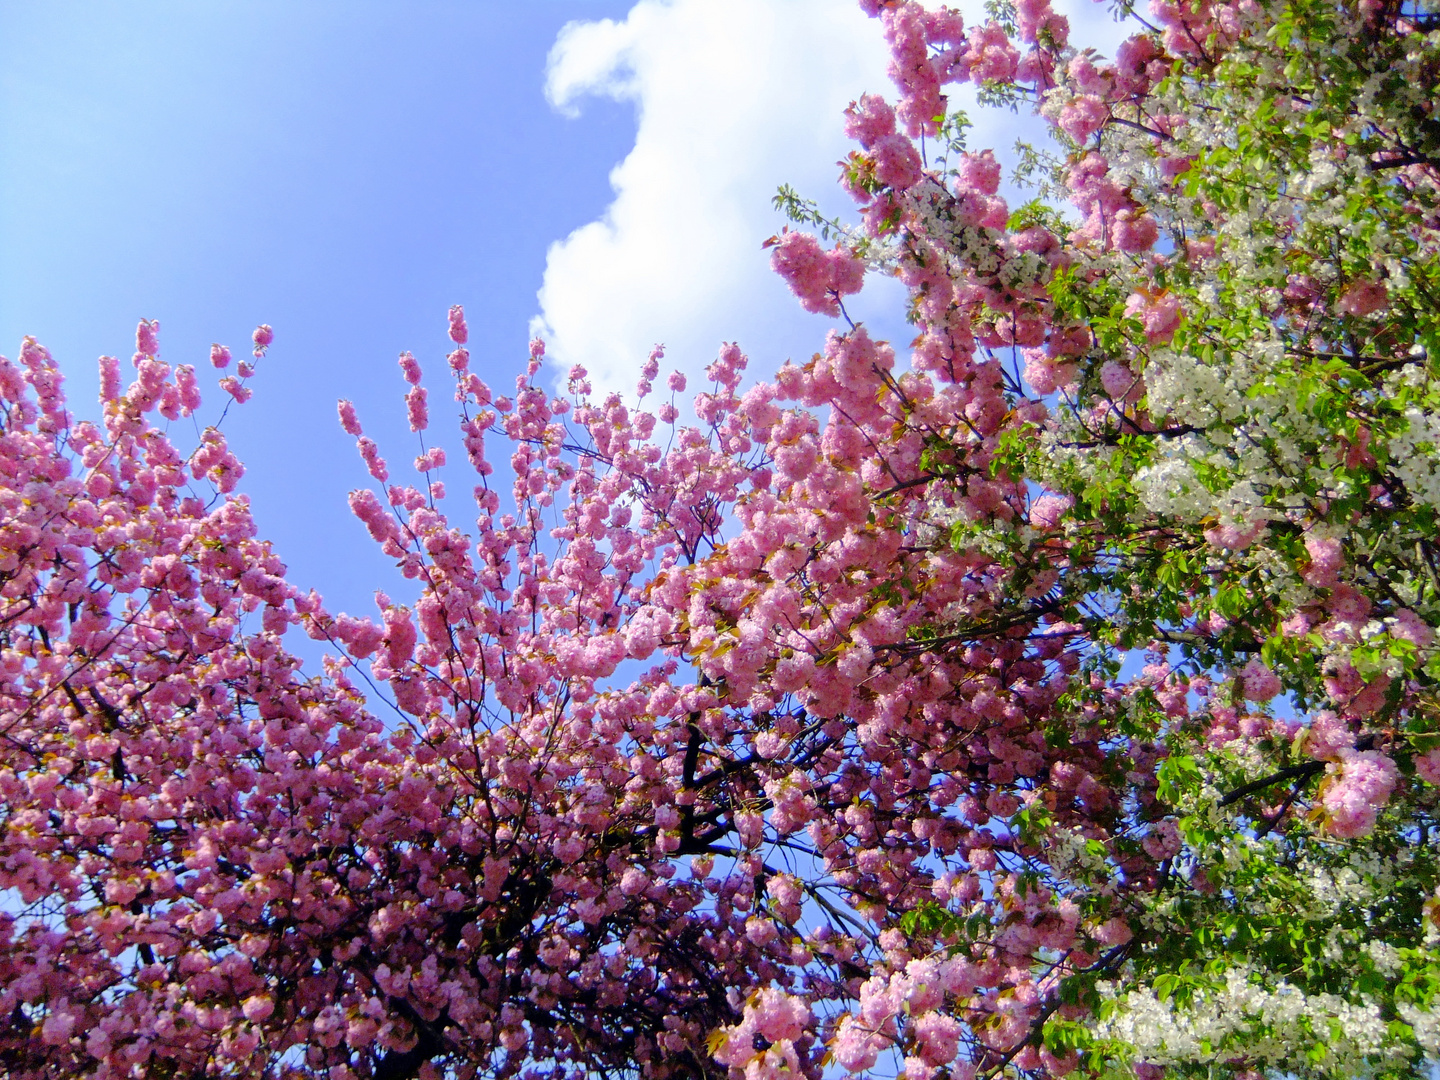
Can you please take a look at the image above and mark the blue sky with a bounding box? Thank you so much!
[0,0,1116,651]
[0,2,643,628]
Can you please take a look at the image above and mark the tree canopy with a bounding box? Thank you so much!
[2,0,1439,1078]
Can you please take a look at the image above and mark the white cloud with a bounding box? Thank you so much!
[534,0,1125,396]
[535,0,902,396]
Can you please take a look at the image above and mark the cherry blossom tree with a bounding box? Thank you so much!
[1,0,1438,1077]
[0,320,774,1078]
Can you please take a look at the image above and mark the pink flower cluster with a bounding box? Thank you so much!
[769,232,866,316]
[1322,749,1399,838]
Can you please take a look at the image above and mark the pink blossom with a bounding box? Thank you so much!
[1336,278,1389,317]
[41,1009,74,1046]
[448,304,469,344]
[1123,291,1183,343]
[1306,710,1356,760]
[744,1042,801,1080]
[1322,749,1398,838]
[624,606,675,660]
[844,93,897,149]
[136,319,159,357]
[832,1015,883,1072]
[1058,94,1109,144]
[1017,0,1067,44]
[210,342,231,369]
[922,7,966,45]
[1416,750,1440,786]
[1239,659,1283,702]
[1115,33,1163,94]
[913,1010,963,1066]
[770,232,866,316]
[1022,350,1059,394]
[1302,534,1345,588]
[1141,818,1182,860]
[242,995,275,1022]
[1067,54,1109,94]
[357,436,390,482]
[1041,1048,1080,1078]
[956,150,1002,196]
[172,363,202,415]
[1160,153,1196,179]
[1284,273,1319,306]
[1347,673,1392,718]
[1114,208,1160,253]
[1203,519,1264,550]
[965,21,1020,83]
[1327,583,1371,625]
[1100,360,1136,399]
[98,354,121,401]
[1028,492,1073,529]
[872,133,923,190]
[219,375,252,404]
[338,399,363,436]
[620,867,649,896]
[0,0,1426,1062]
[1094,917,1133,945]
[406,385,429,432]
[885,3,946,137]
[752,987,811,1044]
[1393,608,1436,648]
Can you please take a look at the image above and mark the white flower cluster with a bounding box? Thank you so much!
[1387,405,1440,511]
[1398,1003,1440,1059]
[904,180,1046,290]
[1130,434,1276,527]
[1296,154,1339,198]
[1095,968,1404,1074]
[1363,939,1404,976]
[1300,850,1394,918]
[907,181,982,260]
[1144,347,1248,427]
[994,249,1046,291]
[1044,826,1109,879]
[1131,455,1206,520]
